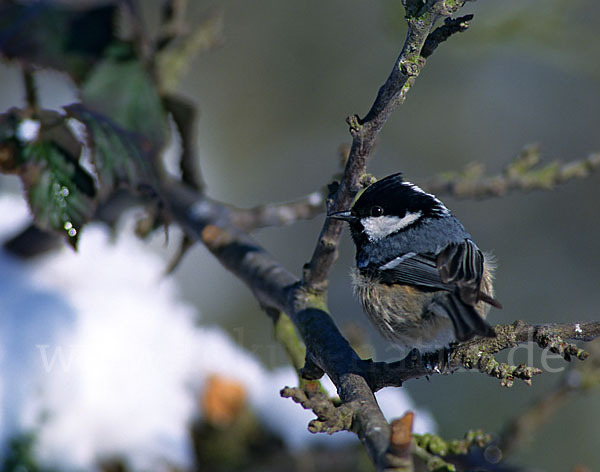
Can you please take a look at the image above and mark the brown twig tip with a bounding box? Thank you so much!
[390,412,414,454]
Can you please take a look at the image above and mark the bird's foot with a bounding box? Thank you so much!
[421,347,452,375]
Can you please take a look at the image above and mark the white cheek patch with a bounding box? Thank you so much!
[362,211,422,241]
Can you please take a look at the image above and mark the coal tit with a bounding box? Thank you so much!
[329,173,501,355]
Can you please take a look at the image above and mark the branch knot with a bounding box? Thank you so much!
[346,114,363,135]
[399,59,421,77]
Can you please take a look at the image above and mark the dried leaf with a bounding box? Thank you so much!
[201,374,247,427]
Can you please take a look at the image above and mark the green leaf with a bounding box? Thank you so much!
[81,54,167,145]
[0,3,116,83]
[20,140,95,247]
[64,104,158,198]
[0,109,96,248]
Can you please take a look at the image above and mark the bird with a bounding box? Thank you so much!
[328,173,501,356]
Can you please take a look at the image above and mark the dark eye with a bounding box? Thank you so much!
[370,206,384,217]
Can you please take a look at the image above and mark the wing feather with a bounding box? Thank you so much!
[438,239,483,305]
[375,239,500,308]
[376,253,451,290]
[369,239,500,342]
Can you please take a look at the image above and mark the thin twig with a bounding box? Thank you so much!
[303,1,471,291]
[498,339,600,455]
[156,0,188,50]
[498,377,574,455]
[155,8,224,93]
[165,233,195,274]
[423,148,600,199]
[421,15,474,58]
[230,189,326,231]
[230,149,600,231]
[22,68,39,113]
[120,0,153,61]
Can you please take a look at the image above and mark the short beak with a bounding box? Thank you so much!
[327,210,356,222]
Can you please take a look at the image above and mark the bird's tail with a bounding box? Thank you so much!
[430,294,496,342]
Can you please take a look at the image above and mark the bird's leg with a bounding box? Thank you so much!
[404,347,422,370]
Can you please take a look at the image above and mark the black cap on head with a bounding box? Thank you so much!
[352,173,448,219]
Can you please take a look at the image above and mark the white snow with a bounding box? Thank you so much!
[0,194,435,470]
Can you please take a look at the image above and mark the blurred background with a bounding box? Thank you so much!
[1,0,599,470]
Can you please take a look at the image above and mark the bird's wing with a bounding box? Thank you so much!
[376,252,452,291]
[374,239,498,341]
[376,239,501,307]
[437,238,484,305]
[437,239,502,308]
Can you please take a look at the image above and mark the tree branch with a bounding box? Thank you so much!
[219,145,600,237]
[230,188,327,231]
[4,3,600,469]
[161,168,600,468]
[363,320,600,391]
[157,2,600,469]
[423,146,600,199]
[223,148,600,233]
[161,182,400,469]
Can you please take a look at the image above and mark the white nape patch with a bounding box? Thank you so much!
[403,182,450,216]
[362,211,422,241]
[380,252,416,270]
